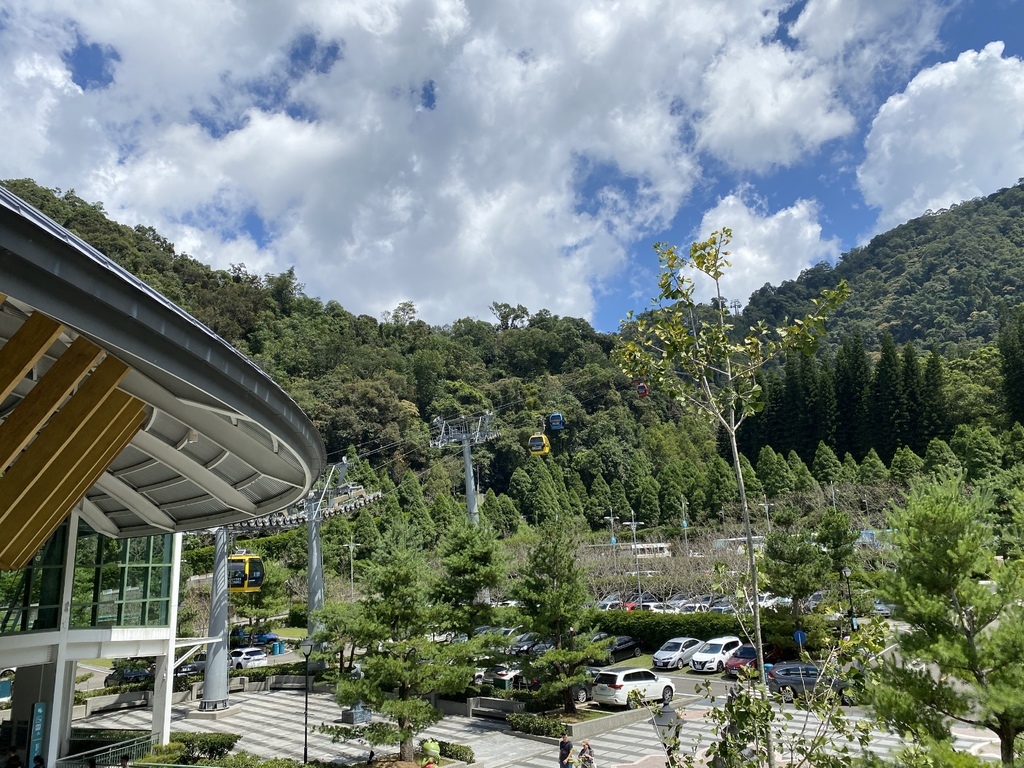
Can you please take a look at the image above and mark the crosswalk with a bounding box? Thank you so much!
[81,690,1001,767]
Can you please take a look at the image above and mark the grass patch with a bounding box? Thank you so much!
[556,708,608,723]
[79,658,113,669]
[274,627,307,640]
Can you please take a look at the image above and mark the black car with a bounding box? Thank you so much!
[510,632,541,655]
[766,662,854,705]
[591,635,643,664]
[103,667,155,687]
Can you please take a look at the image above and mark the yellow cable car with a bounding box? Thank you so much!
[528,433,550,455]
[227,552,265,594]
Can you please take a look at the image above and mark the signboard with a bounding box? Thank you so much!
[28,702,46,766]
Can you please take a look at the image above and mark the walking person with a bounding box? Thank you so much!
[558,733,573,768]
[578,740,595,768]
[5,747,21,768]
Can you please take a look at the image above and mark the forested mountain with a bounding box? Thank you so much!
[745,181,1024,353]
[5,177,1024,552]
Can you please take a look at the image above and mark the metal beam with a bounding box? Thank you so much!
[79,497,121,538]
[92,473,177,531]
[132,430,258,515]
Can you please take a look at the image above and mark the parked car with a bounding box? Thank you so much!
[228,647,268,670]
[595,635,643,663]
[175,661,201,677]
[597,598,624,610]
[652,637,702,670]
[766,661,854,705]
[591,667,675,708]
[637,602,676,613]
[104,667,155,687]
[724,643,784,677]
[193,653,207,672]
[873,599,895,618]
[689,636,742,673]
[510,632,542,655]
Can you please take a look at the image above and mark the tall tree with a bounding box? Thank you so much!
[833,334,871,460]
[920,350,950,445]
[998,304,1024,428]
[871,473,1024,766]
[869,333,906,464]
[618,229,847,768]
[900,342,924,453]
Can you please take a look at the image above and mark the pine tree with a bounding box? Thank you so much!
[787,450,819,494]
[811,441,842,484]
[998,305,1024,428]
[949,424,1003,481]
[900,343,924,453]
[873,473,1024,766]
[757,446,793,498]
[888,446,924,485]
[833,334,871,459]
[923,438,962,476]
[433,520,504,636]
[858,448,888,484]
[920,350,951,444]
[869,333,906,464]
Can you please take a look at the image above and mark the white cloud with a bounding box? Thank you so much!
[696,191,841,307]
[696,42,855,171]
[0,0,963,325]
[858,42,1024,230]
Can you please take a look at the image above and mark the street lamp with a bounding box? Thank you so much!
[604,512,618,571]
[300,637,315,763]
[840,567,855,635]
[629,509,645,609]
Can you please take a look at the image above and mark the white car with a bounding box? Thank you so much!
[689,636,742,673]
[228,647,268,670]
[591,667,675,708]
[652,637,702,670]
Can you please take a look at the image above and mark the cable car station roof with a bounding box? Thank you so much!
[0,186,326,569]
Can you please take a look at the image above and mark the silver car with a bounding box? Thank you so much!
[652,637,702,670]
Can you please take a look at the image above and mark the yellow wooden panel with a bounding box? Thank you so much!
[0,355,129,530]
[0,293,7,304]
[0,336,103,472]
[1,400,145,569]
[0,311,64,402]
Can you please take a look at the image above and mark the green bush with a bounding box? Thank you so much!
[139,742,186,764]
[438,741,475,765]
[507,713,566,738]
[174,732,242,762]
[591,610,742,649]
[287,605,307,628]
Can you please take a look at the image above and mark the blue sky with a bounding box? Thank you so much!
[1,1,1022,332]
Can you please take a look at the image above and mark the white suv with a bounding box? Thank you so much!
[591,667,674,708]
[228,647,268,670]
[689,636,742,673]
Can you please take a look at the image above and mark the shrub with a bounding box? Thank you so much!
[507,713,566,738]
[173,732,242,762]
[438,741,475,765]
[287,605,307,628]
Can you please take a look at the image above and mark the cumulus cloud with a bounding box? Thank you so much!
[696,191,842,307]
[0,0,978,325]
[858,42,1024,230]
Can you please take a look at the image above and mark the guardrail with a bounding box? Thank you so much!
[56,734,157,768]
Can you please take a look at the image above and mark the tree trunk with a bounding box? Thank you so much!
[999,723,1016,767]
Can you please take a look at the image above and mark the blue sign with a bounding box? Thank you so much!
[682,520,688,528]
[610,536,617,546]
[793,630,807,645]
[28,702,46,766]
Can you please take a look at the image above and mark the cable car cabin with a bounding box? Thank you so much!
[228,554,265,594]
[548,412,565,430]
[528,433,551,455]
[633,380,650,398]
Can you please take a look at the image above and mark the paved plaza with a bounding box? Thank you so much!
[81,689,1003,767]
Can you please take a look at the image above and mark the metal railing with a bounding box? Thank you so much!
[56,734,157,768]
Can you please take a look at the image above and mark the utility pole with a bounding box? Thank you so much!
[630,508,645,608]
[345,538,358,600]
[431,413,499,526]
[680,496,689,554]
[761,494,773,533]
[604,511,618,571]
[308,461,349,639]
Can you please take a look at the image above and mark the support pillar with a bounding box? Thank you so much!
[461,439,478,526]
[199,528,229,710]
[153,532,182,743]
[46,509,79,765]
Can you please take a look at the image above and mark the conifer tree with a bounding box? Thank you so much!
[900,342,924,453]
[787,450,818,494]
[920,350,950,444]
[857,448,888,484]
[872,473,1024,766]
[838,453,860,484]
[869,333,906,464]
[923,438,962,476]
[757,446,793,498]
[811,441,842,484]
[889,446,925,485]
[949,424,1003,481]
[998,304,1024,428]
[834,334,871,459]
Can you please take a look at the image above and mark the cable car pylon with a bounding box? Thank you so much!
[431,412,499,526]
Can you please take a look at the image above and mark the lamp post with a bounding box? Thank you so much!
[300,637,315,763]
[840,567,855,635]
[629,509,645,609]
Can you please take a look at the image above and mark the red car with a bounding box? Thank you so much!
[724,643,784,677]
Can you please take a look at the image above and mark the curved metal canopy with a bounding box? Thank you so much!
[0,186,326,569]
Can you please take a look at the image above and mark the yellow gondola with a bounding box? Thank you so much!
[528,433,550,455]
[228,551,265,593]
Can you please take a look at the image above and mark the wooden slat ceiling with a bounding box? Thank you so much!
[0,308,146,570]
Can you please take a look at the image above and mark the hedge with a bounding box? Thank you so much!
[176,732,242,761]
[507,712,567,738]
[590,607,836,655]
[421,739,476,765]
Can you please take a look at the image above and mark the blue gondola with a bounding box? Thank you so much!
[548,412,565,430]
[228,552,265,594]
[528,433,551,455]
